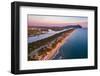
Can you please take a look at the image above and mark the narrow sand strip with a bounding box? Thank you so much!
[42,29,76,60]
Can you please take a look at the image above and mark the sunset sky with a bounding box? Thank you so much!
[28,15,88,28]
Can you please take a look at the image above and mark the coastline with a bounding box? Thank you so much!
[42,29,76,60]
[28,29,76,61]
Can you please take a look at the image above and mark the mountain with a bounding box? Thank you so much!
[64,24,82,29]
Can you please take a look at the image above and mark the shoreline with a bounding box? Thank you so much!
[28,29,76,61]
[42,29,76,60]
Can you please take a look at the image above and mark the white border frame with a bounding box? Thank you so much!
[20,6,95,70]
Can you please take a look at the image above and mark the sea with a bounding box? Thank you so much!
[53,28,88,59]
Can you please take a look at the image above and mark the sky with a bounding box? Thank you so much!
[28,15,88,28]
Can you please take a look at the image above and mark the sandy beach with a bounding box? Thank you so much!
[42,29,75,60]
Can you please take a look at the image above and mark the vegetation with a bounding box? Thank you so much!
[28,29,75,60]
[28,28,48,36]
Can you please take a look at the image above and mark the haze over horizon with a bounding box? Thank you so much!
[28,15,88,28]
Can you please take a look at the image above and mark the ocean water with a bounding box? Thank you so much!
[53,28,88,59]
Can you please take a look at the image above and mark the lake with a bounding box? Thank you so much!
[28,28,72,43]
[53,28,88,59]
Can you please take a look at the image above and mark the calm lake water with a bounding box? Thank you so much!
[53,28,88,59]
[28,29,71,43]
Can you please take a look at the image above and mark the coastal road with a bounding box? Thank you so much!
[29,39,56,57]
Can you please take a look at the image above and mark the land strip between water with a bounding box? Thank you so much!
[28,28,75,61]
